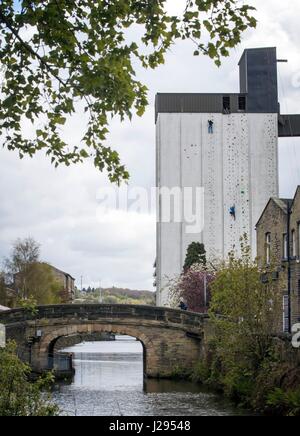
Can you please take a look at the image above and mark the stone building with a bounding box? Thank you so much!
[48,266,75,303]
[256,186,300,331]
[3,288,18,308]
[13,264,75,303]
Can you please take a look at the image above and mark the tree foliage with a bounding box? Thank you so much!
[5,237,62,304]
[5,236,40,277]
[183,241,207,272]
[206,241,283,402]
[0,272,8,306]
[18,263,62,305]
[0,342,58,416]
[0,1,256,182]
[179,266,214,312]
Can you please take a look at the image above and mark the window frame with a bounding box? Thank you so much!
[238,96,246,111]
[297,221,300,257]
[265,232,271,265]
[223,96,231,112]
[283,233,288,260]
[292,229,296,258]
[283,294,289,333]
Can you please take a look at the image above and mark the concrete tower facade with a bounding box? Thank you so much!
[156,47,281,306]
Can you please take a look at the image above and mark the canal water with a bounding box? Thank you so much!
[52,336,247,416]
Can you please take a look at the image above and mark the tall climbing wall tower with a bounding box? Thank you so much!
[155,47,280,306]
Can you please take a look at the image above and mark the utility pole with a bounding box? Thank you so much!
[287,201,292,334]
[99,281,103,304]
[80,276,83,292]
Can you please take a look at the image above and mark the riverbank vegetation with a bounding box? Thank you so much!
[192,242,299,415]
[0,342,58,416]
[172,240,300,416]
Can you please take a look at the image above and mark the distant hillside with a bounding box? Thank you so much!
[77,287,156,306]
[103,287,154,299]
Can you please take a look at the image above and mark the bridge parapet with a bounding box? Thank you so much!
[0,304,207,332]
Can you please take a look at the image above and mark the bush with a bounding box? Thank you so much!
[170,365,192,380]
[267,388,300,416]
[0,342,58,416]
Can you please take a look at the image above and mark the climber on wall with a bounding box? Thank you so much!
[229,205,236,221]
[208,120,214,134]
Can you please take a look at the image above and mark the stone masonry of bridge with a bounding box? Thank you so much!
[0,304,207,378]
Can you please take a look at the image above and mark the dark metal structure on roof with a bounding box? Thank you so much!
[155,47,300,138]
[278,115,300,137]
[239,47,278,113]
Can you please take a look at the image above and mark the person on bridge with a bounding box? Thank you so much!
[208,120,214,134]
[179,301,188,311]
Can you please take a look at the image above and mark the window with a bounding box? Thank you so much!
[298,223,300,257]
[292,230,296,257]
[265,233,271,265]
[238,96,246,111]
[223,96,231,112]
[283,295,289,333]
[283,234,288,260]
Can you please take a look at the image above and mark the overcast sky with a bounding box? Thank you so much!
[1,0,300,291]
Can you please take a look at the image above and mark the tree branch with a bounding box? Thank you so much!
[0,10,68,89]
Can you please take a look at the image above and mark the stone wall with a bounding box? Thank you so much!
[256,198,287,266]
[289,188,300,324]
[256,193,300,327]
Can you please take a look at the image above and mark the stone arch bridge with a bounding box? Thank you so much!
[0,304,207,378]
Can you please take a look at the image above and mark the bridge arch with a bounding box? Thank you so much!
[0,304,206,378]
[44,324,151,376]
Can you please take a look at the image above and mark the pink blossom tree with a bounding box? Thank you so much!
[168,264,216,313]
[178,267,215,313]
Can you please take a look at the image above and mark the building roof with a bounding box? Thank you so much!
[14,263,76,281]
[155,47,280,122]
[291,186,300,210]
[155,93,245,122]
[256,197,291,228]
[272,198,291,213]
[50,265,75,281]
[256,187,300,228]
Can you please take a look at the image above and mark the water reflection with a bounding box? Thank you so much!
[64,338,143,392]
[52,337,247,416]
